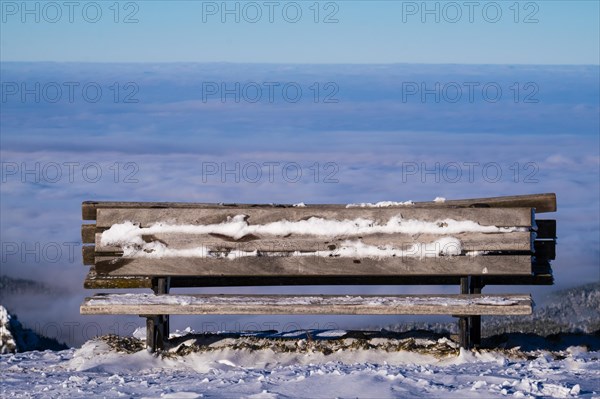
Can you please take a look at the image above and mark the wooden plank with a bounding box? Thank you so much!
[83,201,255,220]
[84,267,152,289]
[95,207,533,228]
[83,272,554,289]
[85,273,462,289]
[80,293,533,316]
[164,274,552,287]
[535,220,556,239]
[82,246,95,265]
[94,255,532,277]
[81,224,96,244]
[95,231,533,253]
[81,193,556,220]
[443,193,555,213]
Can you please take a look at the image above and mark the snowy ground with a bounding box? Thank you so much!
[1,331,598,398]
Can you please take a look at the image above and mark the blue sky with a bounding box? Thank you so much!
[1,1,599,64]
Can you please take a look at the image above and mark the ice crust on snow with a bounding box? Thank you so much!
[86,293,528,307]
[2,336,591,399]
[2,330,596,398]
[100,215,523,259]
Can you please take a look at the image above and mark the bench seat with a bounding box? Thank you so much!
[81,293,533,316]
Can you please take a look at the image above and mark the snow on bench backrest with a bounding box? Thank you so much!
[80,194,558,279]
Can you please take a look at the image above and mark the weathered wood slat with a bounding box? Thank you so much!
[83,267,553,288]
[82,246,95,265]
[94,231,533,253]
[84,268,152,289]
[82,193,556,220]
[81,224,96,244]
[95,207,533,228]
[94,255,531,277]
[80,293,533,316]
[443,193,555,213]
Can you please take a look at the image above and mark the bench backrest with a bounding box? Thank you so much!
[82,194,556,288]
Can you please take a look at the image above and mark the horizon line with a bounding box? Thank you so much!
[2,61,599,67]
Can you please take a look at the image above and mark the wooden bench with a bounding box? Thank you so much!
[80,193,556,352]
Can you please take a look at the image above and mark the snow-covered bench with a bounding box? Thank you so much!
[80,193,556,352]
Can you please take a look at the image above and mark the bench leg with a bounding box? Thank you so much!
[458,276,484,349]
[469,277,483,348]
[145,315,169,353]
[458,316,470,349]
[145,277,171,353]
[458,277,471,349]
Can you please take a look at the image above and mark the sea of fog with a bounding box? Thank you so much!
[1,63,598,346]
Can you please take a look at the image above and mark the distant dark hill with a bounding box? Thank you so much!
[383,282,600,337]
[0,275,61,300]
[1,276,68,353]
[484,282,600,336]
[1,305,68,353]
